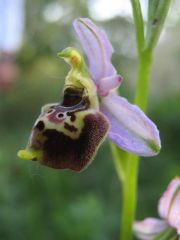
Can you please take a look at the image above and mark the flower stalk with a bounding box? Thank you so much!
[112,1,172,240]
[120,49,153,240]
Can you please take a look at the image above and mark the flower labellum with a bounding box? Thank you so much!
[134,177,180,239]
[18,18,161,171]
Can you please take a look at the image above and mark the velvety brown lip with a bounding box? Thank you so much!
[37,112,109,171]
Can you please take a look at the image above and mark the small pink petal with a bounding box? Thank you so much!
[158,177,180,234]
[98,75,123,96]
[133,218,168,240]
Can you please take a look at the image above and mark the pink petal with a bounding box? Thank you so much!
[133,218,168,240]
[100,93,161,156]
[73,18,120,95]
[98,75,123,97]
[158,177,180,234]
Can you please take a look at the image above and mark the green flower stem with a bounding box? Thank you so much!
[120,49,153,240]
[121,154,139,240]
[111,1,171,239]
[130,0,145,56]
[119,1,154,239]
[135,50,153,111]
[110,143,128,182]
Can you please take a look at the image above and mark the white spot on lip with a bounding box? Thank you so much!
[55,112,65,120]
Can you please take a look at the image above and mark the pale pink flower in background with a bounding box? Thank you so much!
[134,177,180,240]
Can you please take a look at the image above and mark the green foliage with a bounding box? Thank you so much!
[0,0,180,239]
[146,0,172,50]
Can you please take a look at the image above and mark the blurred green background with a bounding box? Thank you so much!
[0,0,180,239]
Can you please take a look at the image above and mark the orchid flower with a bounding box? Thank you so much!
[18,18,161,171]
[134,177,180,240]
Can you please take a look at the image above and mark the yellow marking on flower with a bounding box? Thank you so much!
[17,149,41,161]
[37,109,97,139]
[58,48,83,69]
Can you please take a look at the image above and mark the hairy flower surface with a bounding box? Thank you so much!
[18,18,161,171]
[134,177,180,239]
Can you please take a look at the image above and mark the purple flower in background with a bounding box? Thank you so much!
[73,18,161,156]
[134,177,180,239]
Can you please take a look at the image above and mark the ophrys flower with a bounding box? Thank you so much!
[18,18,161,171]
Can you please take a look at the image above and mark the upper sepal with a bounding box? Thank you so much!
[73,18,121,96]
[100,93,161,156]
